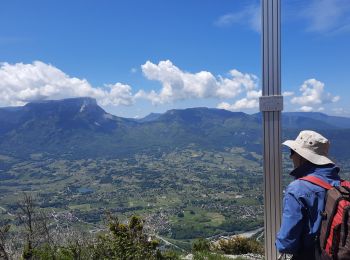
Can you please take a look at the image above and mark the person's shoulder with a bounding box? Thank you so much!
[286,179,304,193]
[286,178,324,195]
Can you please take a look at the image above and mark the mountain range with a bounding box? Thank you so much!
[1,97,350,160]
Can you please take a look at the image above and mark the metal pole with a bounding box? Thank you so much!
[260,0,283,260]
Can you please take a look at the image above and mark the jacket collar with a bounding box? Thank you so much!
[290,161,340,180]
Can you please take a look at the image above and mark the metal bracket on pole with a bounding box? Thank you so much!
[259,96,283,112]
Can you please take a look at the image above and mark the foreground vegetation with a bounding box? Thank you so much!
[0,194,171,259]
[0,195,263,259]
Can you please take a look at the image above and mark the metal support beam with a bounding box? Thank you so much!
[260,0,282,260]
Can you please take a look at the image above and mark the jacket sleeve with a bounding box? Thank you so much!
[275,187,305,254]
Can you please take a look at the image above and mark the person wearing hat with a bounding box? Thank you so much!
[275,130,341,260]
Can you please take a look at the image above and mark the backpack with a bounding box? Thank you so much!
[300,175,350,260]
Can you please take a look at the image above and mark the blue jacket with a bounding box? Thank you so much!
[275,162,340,254]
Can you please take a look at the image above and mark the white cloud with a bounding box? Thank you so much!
[290,78,339,111]
[246,90,261,99]
[300,106,313,112]
[102,83,134,106]
[216,87,261,111]
[0,61,134,107]
[0,60,261,111]
[301,0,350,33]
[283,91,294,97]
[214,3,261,33]
[11,60,339,114]
[217,98,259,111]
[137,60,258,105]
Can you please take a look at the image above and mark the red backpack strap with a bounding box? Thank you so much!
[341,179,350,187]
[299,176,333,190]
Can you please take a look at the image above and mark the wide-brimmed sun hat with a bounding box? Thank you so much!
[283,130,333,165]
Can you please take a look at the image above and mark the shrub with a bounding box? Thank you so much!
[216,236,263,255]
[92,215,163,259]
[192,238,210,252]
[162,250,182,259]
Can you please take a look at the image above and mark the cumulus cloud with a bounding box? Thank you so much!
[291,79,339,111]
[301,0,350,33]
[299,106,313,112]
[217,97,260,111]
[299,106,324,112]
[101,83,134,106]
[291,79,339,105]
[4,60,306,113]
[0,60,261,111]
[283,91,294,97]
[216,86,261,111]
[136,60,258,105]
[215,77,261,111]
[214,3,261,32]
[0,61,134,107]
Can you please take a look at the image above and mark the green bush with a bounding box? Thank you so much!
[4,195,174,260]
[192,238,210,252]
[92,215,163,260]
[23,215,169,260]
[161,250,182,259]
[216,236,263,255]
[30,240,94,260]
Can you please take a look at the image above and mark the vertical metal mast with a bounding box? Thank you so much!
[260,0,283,260]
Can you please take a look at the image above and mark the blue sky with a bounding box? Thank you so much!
[0,0,349,118]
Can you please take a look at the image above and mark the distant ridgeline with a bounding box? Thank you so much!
[1,97,350,161]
